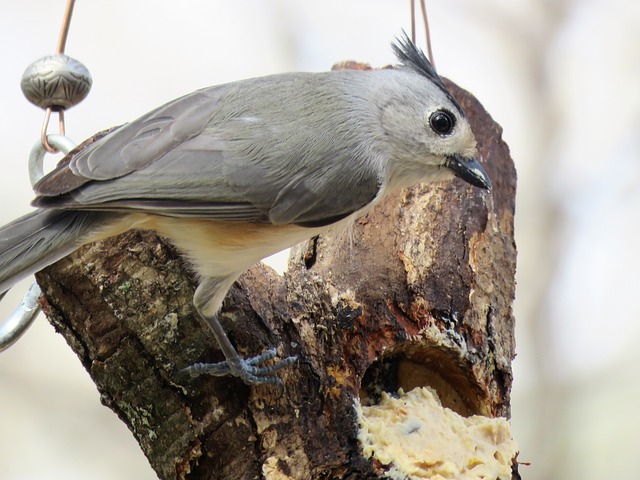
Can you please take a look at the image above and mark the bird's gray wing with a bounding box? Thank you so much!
[33,72,383,226]
[266,161,380,227]
[34,85,234,196]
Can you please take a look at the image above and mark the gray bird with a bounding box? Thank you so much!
[0,36,490,385]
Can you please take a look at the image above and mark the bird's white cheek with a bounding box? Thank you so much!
[386,163,453,191]
[420,166,456,184]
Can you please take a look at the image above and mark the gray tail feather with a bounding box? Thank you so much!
[0,209,104,294]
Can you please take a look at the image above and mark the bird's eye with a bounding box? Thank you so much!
[429,109,455,136]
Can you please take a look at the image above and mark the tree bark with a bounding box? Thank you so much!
[35,80,518,480]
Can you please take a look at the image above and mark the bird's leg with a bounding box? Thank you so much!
[180,276,296,385]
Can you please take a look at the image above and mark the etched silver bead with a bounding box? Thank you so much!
[20,54,92,110]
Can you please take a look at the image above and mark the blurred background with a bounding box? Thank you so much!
[0,1,638,478]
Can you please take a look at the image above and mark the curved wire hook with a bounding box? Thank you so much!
[0,284,42,353]
[0,134,76,353]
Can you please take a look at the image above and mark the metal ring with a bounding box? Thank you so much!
[28,133,76,187]
[0,135,76,352]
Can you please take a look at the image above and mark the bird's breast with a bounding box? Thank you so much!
[109,213,328,278]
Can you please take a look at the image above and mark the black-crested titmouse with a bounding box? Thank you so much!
[0,36,490,385]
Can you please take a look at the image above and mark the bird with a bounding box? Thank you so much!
[0,35,490,385]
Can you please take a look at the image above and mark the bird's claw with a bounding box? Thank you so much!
[180,347,297,386]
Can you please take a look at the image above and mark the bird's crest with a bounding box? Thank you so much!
[392,33,464,116]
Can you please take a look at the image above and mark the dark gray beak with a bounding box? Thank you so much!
[445,154,492,190]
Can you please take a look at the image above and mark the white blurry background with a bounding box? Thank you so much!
[0,1,638,479]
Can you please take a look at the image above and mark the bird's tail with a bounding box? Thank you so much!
[0,209,104,294]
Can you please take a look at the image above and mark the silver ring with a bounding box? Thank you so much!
[0,135,76,352]
[28,134,76,187]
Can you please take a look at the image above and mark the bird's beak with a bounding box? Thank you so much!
[445,154,492,190]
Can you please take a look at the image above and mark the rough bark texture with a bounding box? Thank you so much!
[35,80,518,480]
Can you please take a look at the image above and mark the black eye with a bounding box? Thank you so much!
[429,109,455,135]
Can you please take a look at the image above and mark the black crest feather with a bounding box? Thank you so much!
[392,32,464,115]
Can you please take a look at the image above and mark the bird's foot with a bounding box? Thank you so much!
[180,348,296,385]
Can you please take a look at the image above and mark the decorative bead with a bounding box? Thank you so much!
[20,54,92,110]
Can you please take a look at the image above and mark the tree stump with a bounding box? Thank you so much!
[35,80,518,479]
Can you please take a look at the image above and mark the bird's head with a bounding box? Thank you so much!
[380,34,491,192]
